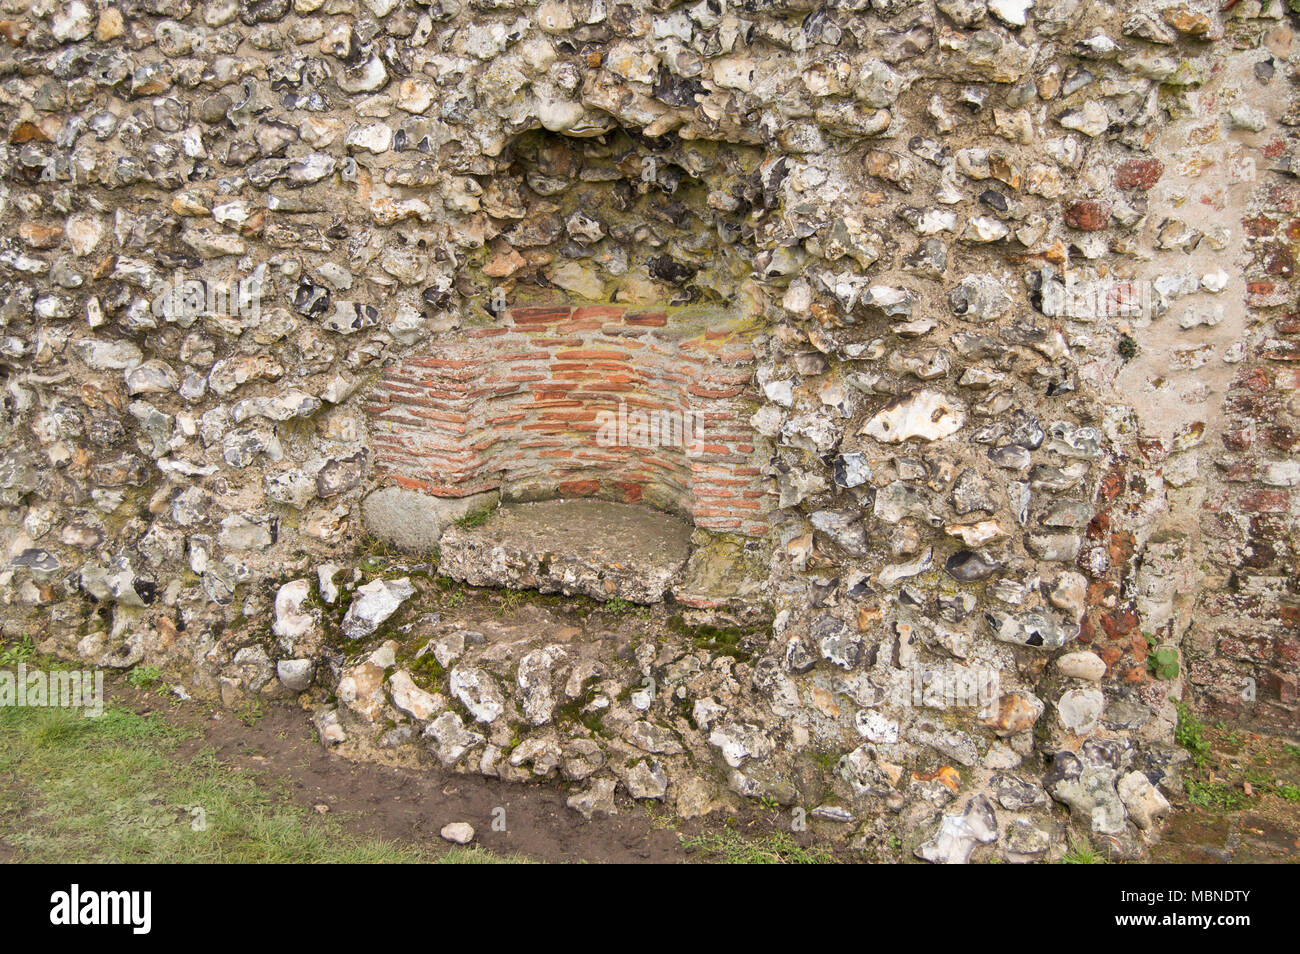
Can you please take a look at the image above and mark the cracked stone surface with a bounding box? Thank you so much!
[437,500,693,604]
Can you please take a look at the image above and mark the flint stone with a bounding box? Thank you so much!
[423,711,485,766]
[440,822,475,844]
[624,755,670,800]
[450,666,506,724]
[389,669,444,722]
[1117,770,1171,830]
[915,795,998,864]
[276,658,314,692]
[863,390,967,443]
[340,577,415,640]
[567,778,618,819]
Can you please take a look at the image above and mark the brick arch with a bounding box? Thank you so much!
[365,301,772,537]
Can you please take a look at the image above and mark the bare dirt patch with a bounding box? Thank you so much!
[125,681,829,864]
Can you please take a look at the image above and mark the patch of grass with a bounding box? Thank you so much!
[1214,722,1246,750]
[679,829,832,864]
[1283,743,1300,762]
[553,677,607,736]
[235,701,266,728]
[0,635,36,667]
[0,704,525,863]
[1061,835,1104,864]
[1185,779,1251,812]
[127,665,163,690]
[1171,717,1300,820]
[406,651,446,689]
[496,589,527,615]
[641,802,679,831]
[809,749,840,774]
[454,506,495,529]
[358,534,393,560]
[1174,699,1211,769]
[600,597,650,619]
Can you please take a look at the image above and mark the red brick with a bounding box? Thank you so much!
[554,349,629,361]
[571,305,626,321]
[1114,158,1164,190]
[688,384,745,398]
[1262,339,1300,361]
[1064,199,1112,230]
[1245,215,1279,237]
[1099,608,1138,639]
[613,480,644,502]
[558,479,601,496]
[1240,489,1289,512]
[510,306,572,324]
[367,300,770,532]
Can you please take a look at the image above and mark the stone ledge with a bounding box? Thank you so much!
[437,499,693,604]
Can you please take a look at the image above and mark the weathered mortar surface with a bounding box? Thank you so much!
[437,498,693,601]
[0,0,1295,862]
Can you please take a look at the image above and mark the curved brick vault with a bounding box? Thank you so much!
[366,301,772,537]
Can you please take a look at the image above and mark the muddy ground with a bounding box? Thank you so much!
[138,684,810,864]
[144,684,1300,863]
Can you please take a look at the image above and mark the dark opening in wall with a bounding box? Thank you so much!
[367,125,777,537]
[361,125,778,609]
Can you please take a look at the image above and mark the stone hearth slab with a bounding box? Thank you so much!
[437,500,693,603]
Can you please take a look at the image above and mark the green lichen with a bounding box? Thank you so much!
[554,676,607,736]
[666,614,758,661]
[405,652,446,690]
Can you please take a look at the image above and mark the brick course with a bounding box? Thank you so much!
[1185,183,1300,733]
[367,304,772,536]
